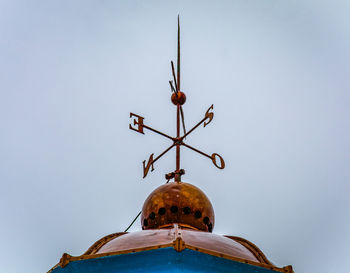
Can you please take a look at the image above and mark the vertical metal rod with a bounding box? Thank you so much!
[175,15,181,182]
[177,15,180,92]
[175,104,181,181]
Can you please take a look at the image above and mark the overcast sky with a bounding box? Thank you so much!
[1,1,349,273]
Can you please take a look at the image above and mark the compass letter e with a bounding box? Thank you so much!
[143,153,155,178]
[129,113,145,134]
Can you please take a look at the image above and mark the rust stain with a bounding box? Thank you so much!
[141,182,215,232]
[48,225,293,273]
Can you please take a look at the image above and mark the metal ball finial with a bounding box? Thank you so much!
[171,91,186,105]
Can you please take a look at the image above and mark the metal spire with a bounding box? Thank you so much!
[129,17,225,182]
[177,14,180,92]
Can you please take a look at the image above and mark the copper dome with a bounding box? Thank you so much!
[141,182,214,232]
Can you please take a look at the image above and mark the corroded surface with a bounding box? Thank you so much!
[96,225,259,263]
[141,182,215,232]
[50,248,294,273]
[171,91,186,105]
[48,224,295,273]
[97,229,174,254]
[181,229,259,262]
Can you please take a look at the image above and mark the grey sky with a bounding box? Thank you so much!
[0,1,349,273]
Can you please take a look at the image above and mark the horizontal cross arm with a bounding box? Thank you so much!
[142,124,174,141]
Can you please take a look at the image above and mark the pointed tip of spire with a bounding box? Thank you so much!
[177,14,181,91]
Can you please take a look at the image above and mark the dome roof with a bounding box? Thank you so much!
[84,224,269,264]
[96,227,260,263]
[50,224,294,273]
[141,182,214,232]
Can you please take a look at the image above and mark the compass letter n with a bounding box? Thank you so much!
[143,153,155,178]
[129,113,145,134]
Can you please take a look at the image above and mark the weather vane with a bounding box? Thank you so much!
[129,16,225,182]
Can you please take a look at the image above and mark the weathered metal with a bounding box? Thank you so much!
[129,17,225,181]
[180,105,186,137]
[177,15,181,92]
[141,182,214,232]
[129,102,225,178]
[48,17,295,273]
[171,91,186,105]
[97,226,260,262]
[91,225,267,263]
[171,60,178,92]
[48,224,293,273]
[48,224,294,273]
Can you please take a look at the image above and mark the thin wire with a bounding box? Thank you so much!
[124,211,141,232]
[124,179,171,232]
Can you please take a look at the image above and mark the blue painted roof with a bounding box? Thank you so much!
[51,248,278,273]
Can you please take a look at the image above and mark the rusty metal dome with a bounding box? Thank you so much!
[141,181,215,232]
